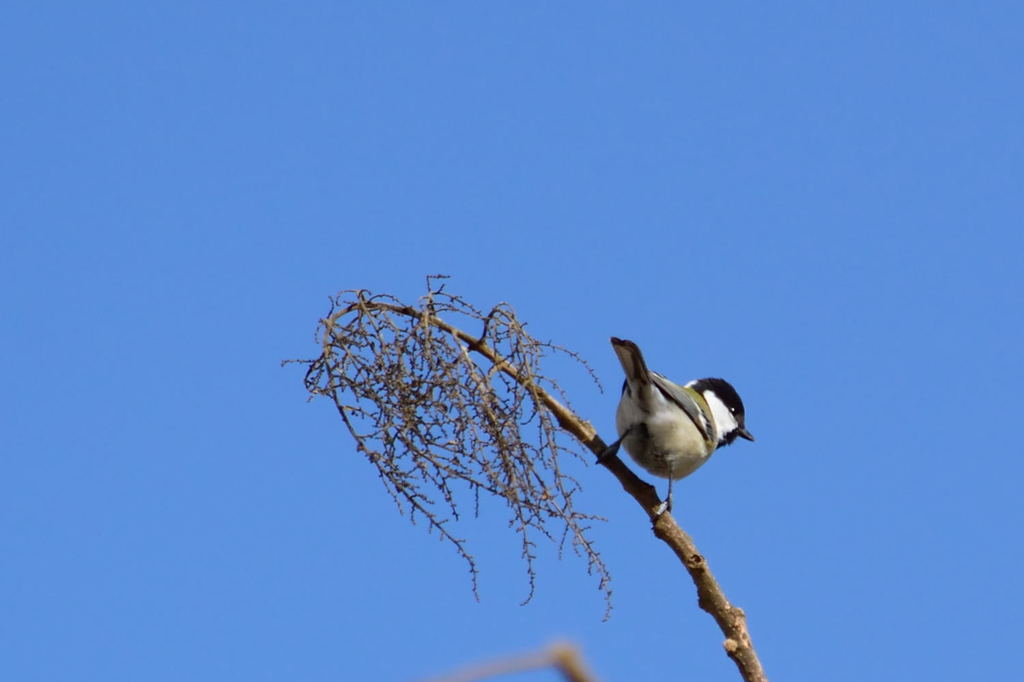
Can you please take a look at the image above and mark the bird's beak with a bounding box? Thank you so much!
[738,427,755,442]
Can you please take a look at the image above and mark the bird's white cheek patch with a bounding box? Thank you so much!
[704,390,739,439]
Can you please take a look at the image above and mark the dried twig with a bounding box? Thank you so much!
[296,275,610,610]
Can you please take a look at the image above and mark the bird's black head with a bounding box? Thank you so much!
[689,377,754,446]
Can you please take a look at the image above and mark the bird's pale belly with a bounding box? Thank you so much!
[620,417,713,480]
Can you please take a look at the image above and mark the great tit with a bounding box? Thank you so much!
[603,337,754,514]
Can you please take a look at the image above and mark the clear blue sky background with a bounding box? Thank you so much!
[3,3,1022,681]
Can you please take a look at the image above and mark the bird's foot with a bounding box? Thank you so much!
[652,493,673,520]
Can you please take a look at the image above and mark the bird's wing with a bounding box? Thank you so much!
[650,373,715,444]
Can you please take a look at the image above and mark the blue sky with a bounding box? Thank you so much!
[3,3,1022,680]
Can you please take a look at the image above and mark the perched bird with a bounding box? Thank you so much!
[603,337,754,514]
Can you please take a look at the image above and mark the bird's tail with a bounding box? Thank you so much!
[610,337,651,387]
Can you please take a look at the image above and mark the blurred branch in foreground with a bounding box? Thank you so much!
[417,641,598,682]
[290,276,767,682]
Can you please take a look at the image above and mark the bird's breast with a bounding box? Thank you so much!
[615,394,714,480]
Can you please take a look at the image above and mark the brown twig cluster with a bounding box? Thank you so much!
[299,275,610,608]
[293,276,767,682]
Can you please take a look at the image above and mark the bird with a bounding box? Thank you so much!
[602,337,754,515]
